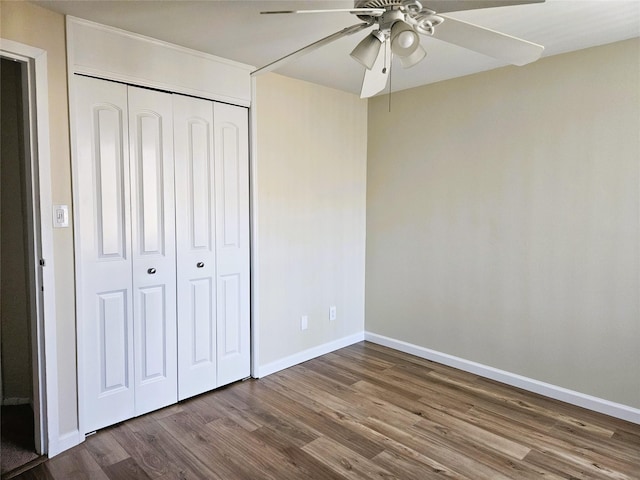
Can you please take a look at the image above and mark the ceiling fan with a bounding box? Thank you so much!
[252,0,545,98]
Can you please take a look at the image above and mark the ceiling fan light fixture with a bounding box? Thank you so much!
[350,31,384,69]
[399,44,426,68]
[390,20,420,57]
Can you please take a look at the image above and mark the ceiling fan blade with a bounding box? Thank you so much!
[360,40,390,98]
[261,8,385,16]
[252,22,372,76]
[434,15,544,66]
[423,0,544,14]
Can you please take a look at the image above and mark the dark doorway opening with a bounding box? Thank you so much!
[0,55,43,478]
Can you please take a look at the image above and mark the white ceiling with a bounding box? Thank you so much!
[34,0,640,95]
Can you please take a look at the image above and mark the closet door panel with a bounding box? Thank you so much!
[74,76,135,433]
[98,290,129,391]
[138,285,168,380]
[214,103,250,386]
[128,86,178,415]
[173,94,217,400]
[218,273,241,360]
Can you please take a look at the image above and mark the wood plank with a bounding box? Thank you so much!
[156,411,245,480]
[524,449,629,480]
[84,431,130,468]
[176,395,223,424]
[301,356,364,386]
[41,449,108,480]
[360,416,514,480]
[309,403,471,479]
[198,388,262,432]
[409,420,558,479]
[122,415,221,480]
[223,388,318,448]
[371,449,468,480]
[279,366,420,427]
[227,380,324,442]
[302,436,397,480]
[268,367,426,430]
[551,422,640,466]
[475,375,636,432]
[613,427,640,448]
[250,426,346,479]
[413,409,532,460]
[205,417,319,480]
[428,370,617,438]
[259,376,386,459]
[108,422,175,478]
[102,458,153,480]
[460,406,637,479]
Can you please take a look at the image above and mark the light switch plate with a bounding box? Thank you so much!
[53,204,69,228]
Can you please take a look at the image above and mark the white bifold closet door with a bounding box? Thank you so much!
[128,86,177,416]
[75,75,250,433]
[174,96,250,400]
[211,102,250,387]
[75,76,178,433]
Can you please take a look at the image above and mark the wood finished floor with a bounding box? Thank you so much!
[12,342,640,480]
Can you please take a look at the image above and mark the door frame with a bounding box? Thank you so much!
[0,38,60,456]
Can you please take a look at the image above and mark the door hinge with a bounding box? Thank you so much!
[39,259,46,266]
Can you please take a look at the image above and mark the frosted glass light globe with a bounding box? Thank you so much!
[397,30,416,49]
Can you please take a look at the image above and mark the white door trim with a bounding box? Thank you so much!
[0,38,60,456]
[249,76,260,377]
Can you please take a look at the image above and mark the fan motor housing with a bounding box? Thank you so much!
[355,0,407,8]
[355,0,407,21]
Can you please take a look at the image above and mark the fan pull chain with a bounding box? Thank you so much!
[388,53,393,113]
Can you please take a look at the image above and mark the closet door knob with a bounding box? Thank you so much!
[197,262,205,268]
[147,268,156,274]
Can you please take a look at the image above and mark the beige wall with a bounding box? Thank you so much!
[254,73,368,367]
[1,1,78,431]
[365,39,640,408]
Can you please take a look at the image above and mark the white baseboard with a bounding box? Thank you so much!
[48,429,84,457]
[256,332,365,378]
[365,332,640,425]
[2,397,31,406]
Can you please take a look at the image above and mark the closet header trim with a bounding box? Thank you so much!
[66,16,252,107]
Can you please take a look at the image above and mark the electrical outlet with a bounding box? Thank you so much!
[329,306,337,321]
[301,315,308,331]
